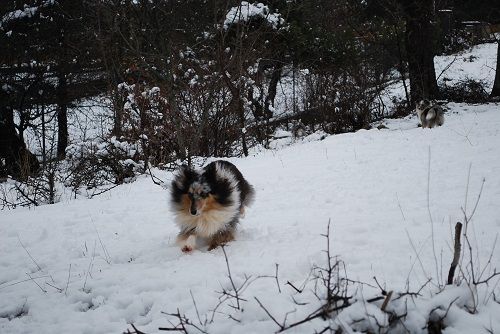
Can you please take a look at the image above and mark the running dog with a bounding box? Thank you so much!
[170,160,255,252]
[416,99,445,128]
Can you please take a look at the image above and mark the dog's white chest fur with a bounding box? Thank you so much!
[175,207,237,238]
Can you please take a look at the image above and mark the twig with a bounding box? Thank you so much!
[429,296,459,325]
[13,181,39,207]
[484,277,500,305]
[208,296,229,324]
[0,275,50,290]
[83,240,97,291]
[221,245,242,310]
[366,296,385,303]
[286,281,303,293]
[254,297,284,331]
[394,278,432,301]
[65,263,72,296]
[26,273,47,293]
[396,192,406,221]
[256,264,282,293]
[147,164,166,187]
[460,171,486,288]
[436,55,458,81]
[466,177,485,224]
[45,282,63,292]
[277,305,349,333]
[275,263,281,293]
[190,290,204,327]
[427,146,440,286]
[18,236,43,272]
[159,308,208,333]
[89,184,119,198]
[405,229,431,285]
[90,216,112,264]
[475,270,500,285]
[477,233,499,283]
[373,276,387,295]
[123,324,147,334]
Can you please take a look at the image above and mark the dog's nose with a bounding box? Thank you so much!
[190,208,197,216]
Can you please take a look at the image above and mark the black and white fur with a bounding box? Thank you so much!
[416,99,445,128]
[170,160,255,252]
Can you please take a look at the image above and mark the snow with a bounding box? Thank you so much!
[1,7,38,24]
[223,2,285,30]
[1,44,500,333]
[2,102,500,333]
[0,0,55,26]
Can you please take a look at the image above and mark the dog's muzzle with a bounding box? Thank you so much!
[190,201,199,216]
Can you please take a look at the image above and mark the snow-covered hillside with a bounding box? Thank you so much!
[1,101,500,333]
[435,43,498,91]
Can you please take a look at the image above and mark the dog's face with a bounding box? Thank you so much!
[172,165,215,216]
[186,181,212,216]
[417,99,431,111]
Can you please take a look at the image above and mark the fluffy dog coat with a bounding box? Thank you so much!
[170,160,254,252]
[416,99,445,128]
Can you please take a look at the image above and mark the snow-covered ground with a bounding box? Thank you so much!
[1,43,500,333]
[2,102,500,333]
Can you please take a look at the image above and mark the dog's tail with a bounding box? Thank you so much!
[426,108,436,121]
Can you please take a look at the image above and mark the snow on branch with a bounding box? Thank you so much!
[223,1,285,30]
[1,0,55,26]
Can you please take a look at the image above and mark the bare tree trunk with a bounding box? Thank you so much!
[401,0,440,105]
[0,100,39,179]
[57,74,68,159]
[394,23,411,108]
[490,41,500,98]
[41,104,47,168]
[111,69,124,137]
[238,95,249,157]
[164,59,188,162]
[264,63,283,118]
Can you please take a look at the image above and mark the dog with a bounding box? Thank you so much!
[170,160,255,252]
[415,99,445,128]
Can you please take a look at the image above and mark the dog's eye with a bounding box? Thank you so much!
[200,192,208,198]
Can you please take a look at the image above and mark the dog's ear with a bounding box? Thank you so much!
[173,164,197,189]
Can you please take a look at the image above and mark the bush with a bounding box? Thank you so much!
[440,79,489,103]
[65,136,144,196]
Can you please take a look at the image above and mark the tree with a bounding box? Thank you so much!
[399,0,440,104]
[0,0,107,169]
[492,40,500,98]
[0,90,40,179]
[443,0,500,98]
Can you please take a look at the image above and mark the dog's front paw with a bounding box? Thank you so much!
[181,245,193,253]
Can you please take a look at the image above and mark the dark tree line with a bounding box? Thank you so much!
[1,0,106,179]
[1,0,499,184]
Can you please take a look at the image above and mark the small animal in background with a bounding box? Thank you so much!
[170,160,255,252]
[415,99,445,128]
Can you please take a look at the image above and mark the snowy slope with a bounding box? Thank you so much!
[1,102,500,333]
[435,43,498,92]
